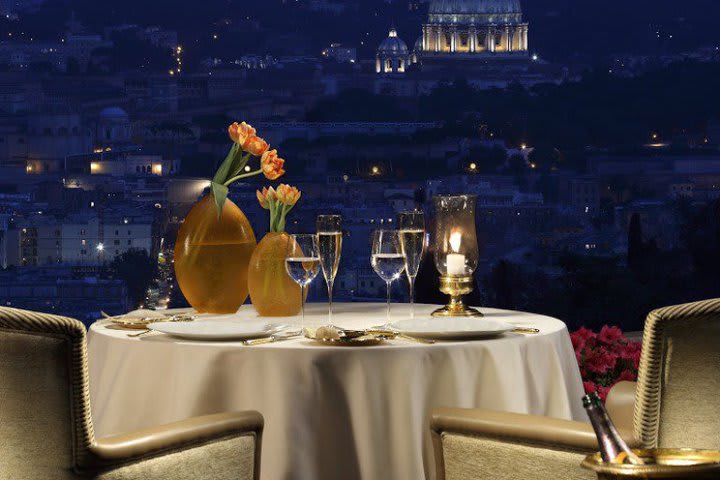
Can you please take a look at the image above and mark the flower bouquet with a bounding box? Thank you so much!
[174,122,286,313]
[571,325,642,402]
[248,184,305,316]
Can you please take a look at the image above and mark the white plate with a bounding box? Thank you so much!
[390,317,514,340]
[148,320,284,341]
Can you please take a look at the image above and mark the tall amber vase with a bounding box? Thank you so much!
[174,194,256,314]
[247,232,303,316]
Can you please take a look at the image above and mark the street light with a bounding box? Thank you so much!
[96,243,104,252]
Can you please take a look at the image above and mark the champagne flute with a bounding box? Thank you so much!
[371,230,406,325]
[398,211,425,318]
[317,215,342,326]
[285,234,321,328]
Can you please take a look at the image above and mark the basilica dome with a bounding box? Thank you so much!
[378,28,409,55]
[376,27,411,74]
[428,0,522,15]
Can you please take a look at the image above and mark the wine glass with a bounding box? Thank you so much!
[317,215,342,326]
[285,234,321,327]
[398,211,425,318]
[371,230,406,325]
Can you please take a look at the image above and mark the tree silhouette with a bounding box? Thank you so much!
[109,249,158,309]
[627,213,644,271]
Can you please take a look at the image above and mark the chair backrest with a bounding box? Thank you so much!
[0,307,95,477]
[634,299,720,449]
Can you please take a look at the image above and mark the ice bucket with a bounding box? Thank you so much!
[582,448,720,479]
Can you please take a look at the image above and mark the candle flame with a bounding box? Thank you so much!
[449,230,462,253]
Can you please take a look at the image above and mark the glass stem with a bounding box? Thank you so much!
[409,276,415,319]
[300,284,306,328]
[327,280,334,326]
[386,281,391,325]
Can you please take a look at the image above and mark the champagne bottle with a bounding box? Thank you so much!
[582,392,644,465]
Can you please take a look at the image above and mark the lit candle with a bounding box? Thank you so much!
[446,231,466,275]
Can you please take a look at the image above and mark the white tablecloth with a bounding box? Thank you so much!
[88,303,586,480]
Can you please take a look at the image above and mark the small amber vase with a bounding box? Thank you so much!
[248,232,303,316]
[174,194,256,314]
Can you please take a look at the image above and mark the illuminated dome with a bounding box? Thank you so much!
[428,0,522,15]
[378,28,409,55]
[377,28,411,74]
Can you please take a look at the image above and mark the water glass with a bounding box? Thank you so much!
[371,230,406,325]
[285,234,320,327]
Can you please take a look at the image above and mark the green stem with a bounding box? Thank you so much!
[223,169,262,187]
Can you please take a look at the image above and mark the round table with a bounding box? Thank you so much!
[88,303,586,480]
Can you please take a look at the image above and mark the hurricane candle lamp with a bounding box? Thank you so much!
[432,194,482,317]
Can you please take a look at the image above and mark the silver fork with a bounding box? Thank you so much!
[243,331,303,346]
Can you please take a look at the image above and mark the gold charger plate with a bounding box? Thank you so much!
[303,327,388,346]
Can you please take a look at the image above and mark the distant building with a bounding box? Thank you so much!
[322,44,357,64]
[95,106,131,147]
[420,0,529,62]
[372,0,563,93]
[62,34,113,72]
[5,214,153,266]
[376,28,411,74]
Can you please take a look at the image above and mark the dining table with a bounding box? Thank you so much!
[87,302,586,480]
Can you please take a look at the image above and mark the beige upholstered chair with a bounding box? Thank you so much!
[431,298,720,480]
[0,306,264,479]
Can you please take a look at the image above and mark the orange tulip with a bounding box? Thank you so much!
[228,121,256,146]
[256,186,277,209]
[276,184,301,206]
[244,135,270,157]
[261,149,285,180]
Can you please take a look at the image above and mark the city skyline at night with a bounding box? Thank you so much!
[0,0,719,331]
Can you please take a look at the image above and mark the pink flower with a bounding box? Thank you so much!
[571,327,596,352]
[598,325,625,345]
[574,327,597,342]
[586,350,618,375]
[583,381,597,395]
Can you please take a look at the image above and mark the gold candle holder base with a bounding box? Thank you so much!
[431,275,483,317]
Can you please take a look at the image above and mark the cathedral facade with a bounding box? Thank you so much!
[376,0,531,77]
[420,0,529,59]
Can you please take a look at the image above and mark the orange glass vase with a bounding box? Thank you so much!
[174,194,256,313]
[247,232,303,317]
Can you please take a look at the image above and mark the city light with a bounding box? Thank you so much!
[469,162,477,171]
[96,243,104,252]
[371,165,380,175]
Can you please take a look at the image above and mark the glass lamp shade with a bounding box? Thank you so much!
[433,195,479,277]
